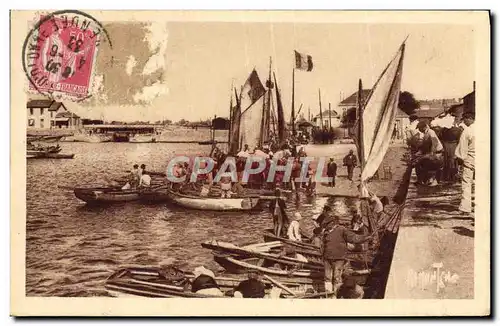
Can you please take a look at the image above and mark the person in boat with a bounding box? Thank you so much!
[171,162,186,191]
[414,121,444,186]
[219,173,233,198]
[233,270,266,298]
[139,164,146,178]
[343,149,358,182]
[287,212,303,242]
[315,205,332,229]
[310,226,323,248]
[291,157,302,192]
[368,192,384,221]
[347,214,370,252]
[122,164,140,190]
[191,266,224,297]
[337,273,364,299]
[196,160,214,197]
[269,188,288,237]
[305,165,317,196]
[327,158,338,187]
[139,171,152,188]
[321,216,373,296]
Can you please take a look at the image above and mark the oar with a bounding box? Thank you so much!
[296,291,332,299]
[262,274,298,297]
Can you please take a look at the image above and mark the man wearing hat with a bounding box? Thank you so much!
[343,149,358,181]
[191,266,224,296]
[455,111,475,213]
[321,216,373,296]
[233,270,266,298]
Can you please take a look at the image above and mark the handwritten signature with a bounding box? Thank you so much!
[406,263,460,293]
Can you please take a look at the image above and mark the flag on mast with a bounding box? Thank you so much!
[294,50,313,71]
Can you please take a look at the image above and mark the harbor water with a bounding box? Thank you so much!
[26,141,362,297]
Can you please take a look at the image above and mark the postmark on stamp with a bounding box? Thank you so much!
[22,10,112,101]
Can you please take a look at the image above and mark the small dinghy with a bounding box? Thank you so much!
[105,266,316,298]
[165,189,260,211]
[74,187,141,204]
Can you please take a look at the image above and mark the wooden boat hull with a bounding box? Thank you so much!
[74,187,140,204]
[129,134,156,143]
[105,266,315,298]
[166,190,260,211]
[27,153,75,159]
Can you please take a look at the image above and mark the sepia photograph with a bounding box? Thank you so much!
[10,10,490,316]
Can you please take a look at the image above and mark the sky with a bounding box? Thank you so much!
[66,21,475,122]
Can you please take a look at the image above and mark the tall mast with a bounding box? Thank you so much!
[228,83,233,147]
[356,79,365,171]
[318,89,323,129]
[328,103,332,130]
[291,68,296,136]
[274,72,285,144]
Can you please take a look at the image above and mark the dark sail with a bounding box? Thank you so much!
[273,72,285,144]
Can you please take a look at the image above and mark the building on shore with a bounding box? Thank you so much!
[27,100,82,130]
[395,108,410,140]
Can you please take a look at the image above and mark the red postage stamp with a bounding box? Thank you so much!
[24,11,107,100]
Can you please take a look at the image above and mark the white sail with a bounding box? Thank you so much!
[239,93,266,150]
[360,42,406,196]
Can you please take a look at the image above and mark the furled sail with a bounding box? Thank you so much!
[228,88,241,155]
[359,42,406,197]
[273,72,286,145]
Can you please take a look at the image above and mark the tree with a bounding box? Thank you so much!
[398,91,420,115]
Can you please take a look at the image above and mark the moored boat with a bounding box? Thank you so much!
[129,134,156,143]
[165,189,260,211]
[27,153,75,159]
[105,266,317,298]
[74,187,141,204]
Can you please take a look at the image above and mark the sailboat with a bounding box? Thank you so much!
[205,41,409,298]
[228,59,287,155]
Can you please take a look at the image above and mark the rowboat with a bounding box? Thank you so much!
[74,187,141,204]
[27,153,75,159]
[164,189,261,211]
[129,134,156,143]
[202,239,323,271]
[45,153,75,159]
[105,266,317,298]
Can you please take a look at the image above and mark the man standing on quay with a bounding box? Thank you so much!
[455,112,475,214]
[343,149,358,181]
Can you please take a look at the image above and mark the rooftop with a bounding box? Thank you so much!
[56,111,80,119]
[27,100,65,111]
[313,109,340,118]
[413,108,445,119]
[339,89,372,106]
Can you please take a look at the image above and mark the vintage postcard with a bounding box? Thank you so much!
[10,10,490,316]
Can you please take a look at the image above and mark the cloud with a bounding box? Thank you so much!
[133,80,168,104]
[131,22,169,105]
[142,22,168,76]
[125,55,137,76]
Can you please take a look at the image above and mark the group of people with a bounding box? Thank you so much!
[121,164,151,190]
[406,111,475,214]
[271,191,385,298]
[189,266,269,298]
